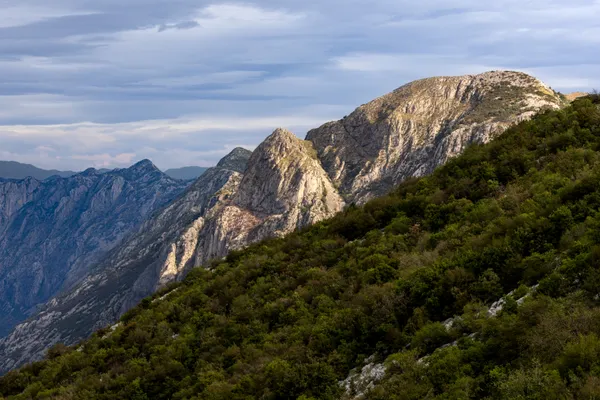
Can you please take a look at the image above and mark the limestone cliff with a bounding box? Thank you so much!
[0,177,39,229]
[198,128,344,262]
[307,70,565,203]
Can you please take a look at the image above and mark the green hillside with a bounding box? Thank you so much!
[2,96,600,399]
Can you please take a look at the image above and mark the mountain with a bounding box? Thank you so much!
[0,71,566,373]
[307,70,564,203]
[0,160,208,181]
[2,94,598,399]
[0,161,75,180]
[163,166,208,180]
[0,161,189,340]
[0,149,252,372]
[202,128,344,263]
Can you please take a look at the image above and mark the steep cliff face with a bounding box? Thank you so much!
[200,128,344,261]
[0,177,40,229]
[0,71,568,374]
[0,161,188,337]
[307,71,565,203]
[113,148,253,289]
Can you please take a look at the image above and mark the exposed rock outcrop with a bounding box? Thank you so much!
[0,177,40,229]
[307,71,564,203]
[564,92,588,102]
[197,128,344,262]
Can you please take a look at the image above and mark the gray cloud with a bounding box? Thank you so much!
[1,0,599,170]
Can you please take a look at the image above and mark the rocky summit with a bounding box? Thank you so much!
[307,70,565,203]
[0,71,567,373]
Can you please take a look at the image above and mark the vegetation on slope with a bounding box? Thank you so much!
[1,96,600,400]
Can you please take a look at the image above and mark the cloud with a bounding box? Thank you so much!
[71,152,137,167]
[157,21,199,32]
[332,53,500,74]
[0,111,336,170]
[137,71,266,88]
[0,6,98,28]
[0,0,599,170]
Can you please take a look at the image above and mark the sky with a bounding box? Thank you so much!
[0,0,599,170]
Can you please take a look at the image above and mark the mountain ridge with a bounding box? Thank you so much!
[0,160,208,181]
[2,93,598,398]
[307,70,564,203]
[0,70,567,373]
[0,161,75,181]
[0,160,189,340]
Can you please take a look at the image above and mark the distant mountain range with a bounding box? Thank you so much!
[0,160,189,341]
[0,161,208,181]
[0,161,77,180]
[163,166,209,180]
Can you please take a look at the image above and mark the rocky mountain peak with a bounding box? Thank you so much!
[233,128,337,216]
[125,159,161,176]
[106,159,170,184]
[175,127,345,272]
[472,70,550,89]
[80,167,99,176]
[307,70,564,203]
[268,127,297,141]
[216,147,253,173]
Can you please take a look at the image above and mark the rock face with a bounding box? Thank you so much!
[0,71,566,374]
[0,161,188,337]
[307,70,564,203]
[0,177,40,229]
[201,129,344,260]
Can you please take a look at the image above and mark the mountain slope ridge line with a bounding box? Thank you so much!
[2,93,598,398]
[0,70,566,373]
